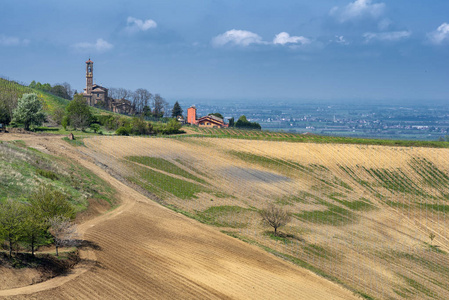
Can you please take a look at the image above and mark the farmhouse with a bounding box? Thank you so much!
[186,106,228,128]
[83,59,135,115]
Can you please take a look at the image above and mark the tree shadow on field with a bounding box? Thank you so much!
[77,240,102,251]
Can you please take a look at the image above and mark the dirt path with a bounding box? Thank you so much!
[0,135,358,299]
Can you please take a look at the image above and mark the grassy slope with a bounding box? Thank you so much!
[0,140,116,211]
[0,77,114,123]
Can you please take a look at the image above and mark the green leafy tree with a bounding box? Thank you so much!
[28,185,76,222]
[66,94,92,130]
[12,93,46,130]
[51,85,71,99]
[21,205,48,256]
[130,117,152,135]
[228,117,235,127]
[0,200,27,257]
[235,115,261,130]
[0,101,10,125]
[163,118,182,134]
[143,105,152,117]
[171,101,183,118]
[52,107,66,125]
[90,123,101,133]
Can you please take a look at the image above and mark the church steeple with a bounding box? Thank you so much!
[86,58,93,94]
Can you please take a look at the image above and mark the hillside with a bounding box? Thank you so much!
[0,77,70,116]
[79,135,449,300]
[0,133,447,299]
[0,134,357,300]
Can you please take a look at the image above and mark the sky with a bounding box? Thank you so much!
[0,0,448,103]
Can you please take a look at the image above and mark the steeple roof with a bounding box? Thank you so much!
[86,58,93,64]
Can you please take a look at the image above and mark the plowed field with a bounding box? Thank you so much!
[0,134,357,300]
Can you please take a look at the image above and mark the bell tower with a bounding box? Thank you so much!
[86,58,93,94]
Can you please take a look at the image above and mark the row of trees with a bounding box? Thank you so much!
[0,185,77,257]
[228,115,262,130]
[107,87,170,118]
[29,81,74,100]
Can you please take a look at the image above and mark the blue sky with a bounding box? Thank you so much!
[0,0,448,103]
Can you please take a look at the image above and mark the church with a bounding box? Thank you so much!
[83,59,135,115]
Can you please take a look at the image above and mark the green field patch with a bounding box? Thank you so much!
[264,231,293,244]
[62,137,86,147]
[127,162,205,199]
[417,203,449,213]
[302,243,337,260]
[397,274,436,299]
[196,205,250,228]
[126,156,206,184]
[294,202,355,226]
[339,165,376,193]
[329,194,376,211]
[410,158,449,190]
[424,242,447,255]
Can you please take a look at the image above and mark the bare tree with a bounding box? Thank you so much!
[259,204,291,235]
[117,88,132,100]
[48,216,79,257]
[61,82,74,99]
[108,87,119,99]
[152,94,167,118]
[133,88,152,113]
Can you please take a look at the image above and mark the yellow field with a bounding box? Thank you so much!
[1,134,448,299]
[88,136,449,300]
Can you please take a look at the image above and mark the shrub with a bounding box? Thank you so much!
[116,126,131,136]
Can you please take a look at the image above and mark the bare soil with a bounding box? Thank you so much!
[0,134,358,299]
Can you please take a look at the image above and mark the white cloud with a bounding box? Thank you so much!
[363,31,411,42]
[212,29,264,47]
[331,0,386,23]
[0,35,29,46]
[273,32,310,45]
[335,35,349,45]
[72,38,113,53]
[427,23,449,45]
[124,17,157,34]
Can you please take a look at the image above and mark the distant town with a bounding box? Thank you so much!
[188,100,449,141]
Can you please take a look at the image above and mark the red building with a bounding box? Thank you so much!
[186,106,228,128]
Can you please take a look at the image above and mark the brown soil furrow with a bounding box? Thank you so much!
[0,135,359,299]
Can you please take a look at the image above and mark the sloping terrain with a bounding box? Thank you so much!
[0,134,358,300]
[78,136,449,300]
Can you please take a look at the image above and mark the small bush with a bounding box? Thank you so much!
[116,126,131,136]
[36,169,59,180]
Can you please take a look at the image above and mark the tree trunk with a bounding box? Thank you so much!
[31,236,35,257]
[8,235,13,258]
[55,245,59,257]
